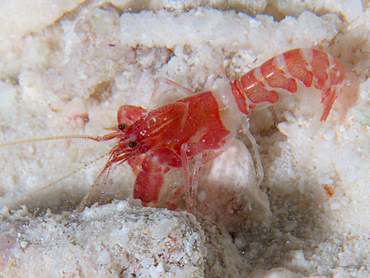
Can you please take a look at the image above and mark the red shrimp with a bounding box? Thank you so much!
[2,48,345,210]
[82,48,345,209]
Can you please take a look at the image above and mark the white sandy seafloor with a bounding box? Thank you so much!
[0,0,370,277]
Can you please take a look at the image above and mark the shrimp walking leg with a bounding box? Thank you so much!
[164,144,193,210]
[241,121,264,185]
[180,143,192,210]
[167,147,225,211]
[149,76,195,109]
[154,76,194,96]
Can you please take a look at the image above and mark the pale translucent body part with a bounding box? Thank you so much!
[149,76,195,110]
[241,121,264,185]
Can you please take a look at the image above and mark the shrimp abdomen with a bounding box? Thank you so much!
[231,48,345,121]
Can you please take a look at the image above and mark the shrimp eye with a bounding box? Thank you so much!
[128,141,137,148]
[118,123,127,130]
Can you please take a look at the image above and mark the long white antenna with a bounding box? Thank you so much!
[29,152,110,195]
[0,134,102,147]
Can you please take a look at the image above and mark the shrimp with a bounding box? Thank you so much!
[1,48,345,210]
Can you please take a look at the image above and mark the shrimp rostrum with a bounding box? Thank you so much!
[2,48,346,210]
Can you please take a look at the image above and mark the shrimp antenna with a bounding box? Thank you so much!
[29,152,110,195]
[0,132,119,147]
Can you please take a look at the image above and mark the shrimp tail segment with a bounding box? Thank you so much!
[230,48,345,121]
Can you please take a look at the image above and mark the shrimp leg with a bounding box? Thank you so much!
[241,120,264,185]
[148,76,195,110]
